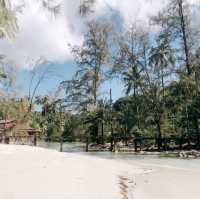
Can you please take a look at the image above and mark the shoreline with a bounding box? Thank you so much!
[37,141,200,159]
[0,144,200,199]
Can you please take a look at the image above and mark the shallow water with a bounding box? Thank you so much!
[37,141,200,170]
[37,141,85,152]
[85,152,200,170]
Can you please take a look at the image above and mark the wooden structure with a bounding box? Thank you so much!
[0,119,40,146]
[0,119,17,143]
[0,119,17,133]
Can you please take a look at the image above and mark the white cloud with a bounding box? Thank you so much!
[0,0,199,69]
[0,0,83,69]
[95,0,167,26]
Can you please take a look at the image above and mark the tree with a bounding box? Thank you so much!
[35,95,66,141]
[111,24,150,137]
[149,33,175,98]
[63,21,112,112]
[63,115,79,142]
[67,21,113,147]
[113,96,138,145]
[112,24,148,96]
[152,0,198,76]
[0,0,61,41]
[61,21,112,147]
[27,58,54,113]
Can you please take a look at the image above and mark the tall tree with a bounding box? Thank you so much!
[112,24,148,96]
[152,0,198,76]
[112,24,150,137]
[149,33,175,99]
[67,21,112,111]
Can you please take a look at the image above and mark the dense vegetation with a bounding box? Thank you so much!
[1,0,200,151]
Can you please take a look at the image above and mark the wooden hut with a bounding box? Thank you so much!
[0,119,40,145]
[0,120,17,143]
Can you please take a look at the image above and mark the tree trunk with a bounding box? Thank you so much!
[157,122,162,151]
[60,137,63,152]
[134,139,138,152]
[95,123,99,144]
[109,88,114,152]
[193,115,200,149]
[178,0,191,75]
[110,122,114,152]
[101,121,104,145]
[161,67,165,99]
[86,134,89,152]
[33,134,37,146]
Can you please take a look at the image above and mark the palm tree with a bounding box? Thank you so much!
[149,34,175,98]
[112,25,149,96]
[148,34,175,150]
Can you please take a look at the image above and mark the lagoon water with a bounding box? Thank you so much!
[37,141,200,171]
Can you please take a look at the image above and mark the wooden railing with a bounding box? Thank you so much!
[0,134,37,146]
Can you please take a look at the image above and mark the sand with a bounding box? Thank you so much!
[134,165,200,199]
[0,144,141,199]
[0,144,200,199]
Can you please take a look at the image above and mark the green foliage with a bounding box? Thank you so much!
[62,21,112,111]
[63,116,79,142]
[0,0,18,40]
[0,98,29,121]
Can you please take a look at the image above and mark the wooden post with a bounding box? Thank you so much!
[33,134,37,146]
[101,122,104,145]
[134,139,138,152]
[60,137,63,152]
[179,137,183,150]
[110,123,114,152]
[5,136,9,144]
[86,135,89,152]
[109,88,114,152]
[139,139,142,151]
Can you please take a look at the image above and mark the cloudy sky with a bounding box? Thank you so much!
[0,0,168,69]
[1,0,200,99]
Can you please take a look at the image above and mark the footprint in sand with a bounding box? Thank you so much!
[118,176,134,199]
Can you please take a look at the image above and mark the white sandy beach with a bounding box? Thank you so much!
[0,144,200,199]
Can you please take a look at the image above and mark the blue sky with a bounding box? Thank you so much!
[2,0,199,103]
[16,62,124,102]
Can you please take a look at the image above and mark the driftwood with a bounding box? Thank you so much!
[179,150,200,158]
